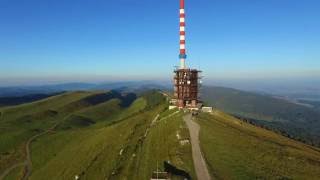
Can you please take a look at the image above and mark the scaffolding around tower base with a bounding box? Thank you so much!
[172,67,202,110]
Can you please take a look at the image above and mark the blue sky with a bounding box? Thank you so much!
[0,0,319,86]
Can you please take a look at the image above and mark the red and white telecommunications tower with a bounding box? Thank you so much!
[173,0,202,109]
[179,0,187,69]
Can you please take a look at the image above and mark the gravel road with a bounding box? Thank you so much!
[184,114,211,180]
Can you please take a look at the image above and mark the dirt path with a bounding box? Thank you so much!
[184,114,211,180]
[22,124,58,180]
[0,123,58,180]
[0,162,26,180]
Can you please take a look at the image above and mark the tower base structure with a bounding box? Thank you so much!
[172,68,202,110]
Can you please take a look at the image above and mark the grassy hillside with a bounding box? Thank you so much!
[3,88,320,179]
[197,111,320,179]
[201,86,320,146]
[0,90,195,180]
[0,91,96,172]
[0,91,136,176]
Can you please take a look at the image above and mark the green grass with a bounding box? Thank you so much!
[77,99,122,120]
[1,90,196,179]
[30,122,128,179]
[0,91,99,172]
[6,89,319,179]
[202,86,320,146]
[135,111,196,180]
[0,91,143,176]
[158,107,178,119]
[29,104,195,179]
[0,91,94,121]
[3,166,24,180]
[197,111,320,179]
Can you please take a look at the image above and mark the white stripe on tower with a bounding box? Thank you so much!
[179,0,186,69]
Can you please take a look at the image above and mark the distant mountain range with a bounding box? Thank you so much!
[209,78,320,101]
[0,93,63,107]
[0,81,170,97]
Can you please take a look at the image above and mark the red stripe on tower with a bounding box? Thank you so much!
[180,0,184,8]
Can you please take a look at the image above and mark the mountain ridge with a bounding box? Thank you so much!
[202,86,320,147]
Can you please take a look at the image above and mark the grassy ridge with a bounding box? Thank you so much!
[0,91,139,176]
[0,91,97,172]
[1,90,196,179]
[201,86,320,146]
[197,111,320,179]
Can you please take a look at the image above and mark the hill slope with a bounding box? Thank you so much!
[197,111,320,179]
[0,90,196,180]
[1,90,320,179]
[201,86,320,146]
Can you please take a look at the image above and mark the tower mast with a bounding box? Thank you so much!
[173,0,202,110]
[179,0,187,69]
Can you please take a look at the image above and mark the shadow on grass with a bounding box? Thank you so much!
[164,161,191,180]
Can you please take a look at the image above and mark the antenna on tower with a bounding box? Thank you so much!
[179,0,187,69]
[172,0,203,110]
